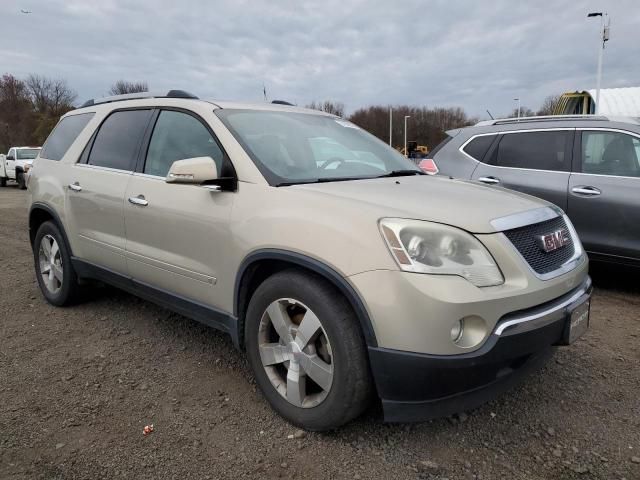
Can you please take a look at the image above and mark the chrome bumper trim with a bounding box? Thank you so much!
[494,276,592,336]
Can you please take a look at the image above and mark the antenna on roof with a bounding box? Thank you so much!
[486,109,494,120]
[263,83,268,102]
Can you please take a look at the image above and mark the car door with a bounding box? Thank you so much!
[124,108,235,308]
[6,148,16,178]
[568,129,640,261]
[65,108,153,274]
[471,129,573,211]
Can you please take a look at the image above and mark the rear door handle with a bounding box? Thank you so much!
[572,186,601,196]
[478,176,500,185]
[68,182,82,192]
[128,195,148,206]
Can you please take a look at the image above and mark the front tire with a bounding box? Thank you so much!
[0,176,6,187]
[17,172,26,190]
[33,221,81,306]
[245,270,372,430]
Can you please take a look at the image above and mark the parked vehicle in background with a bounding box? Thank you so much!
[0,146,41,189]
[28,92,591,430]
[429,115,640,267]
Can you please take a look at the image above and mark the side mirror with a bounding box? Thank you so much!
[166,156,218,185]
[6,156,14,161]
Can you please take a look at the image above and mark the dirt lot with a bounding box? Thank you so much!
[0,186,638,480]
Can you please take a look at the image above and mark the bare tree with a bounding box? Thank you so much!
[508,106,535,118]
[25,74,77,116]
[306,100,345,117]
[349,105,476,149]
[109,80,149,95]
[537,94,562,116]
[0,74,35,152]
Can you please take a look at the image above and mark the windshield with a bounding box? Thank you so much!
[16,148,40,160]
[215,110,421,185]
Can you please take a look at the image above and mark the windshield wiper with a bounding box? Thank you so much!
[276,176,369,186]
[375,169,425,178]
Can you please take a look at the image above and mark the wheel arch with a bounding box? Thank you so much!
[29,203,73,255]
[234,249,378,349]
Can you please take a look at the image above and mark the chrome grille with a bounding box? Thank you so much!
[503,216,575,275]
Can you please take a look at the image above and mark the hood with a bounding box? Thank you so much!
[293,175,551,234]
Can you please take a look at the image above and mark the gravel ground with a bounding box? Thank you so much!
[0,186,639,480]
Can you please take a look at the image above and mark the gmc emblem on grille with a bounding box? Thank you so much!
[537,229,570,253]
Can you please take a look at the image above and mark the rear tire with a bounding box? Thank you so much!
[33,221,82,306]
[245,269,372,431]
[17,172,26,190]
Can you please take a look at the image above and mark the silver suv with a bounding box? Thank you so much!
[28,91,591,430]
[428,115,640,267]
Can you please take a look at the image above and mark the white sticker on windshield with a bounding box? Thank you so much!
[335,119,360,129]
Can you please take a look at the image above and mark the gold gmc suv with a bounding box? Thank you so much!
[28,90,592,430]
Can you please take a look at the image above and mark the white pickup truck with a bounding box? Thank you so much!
[0,146,41,189]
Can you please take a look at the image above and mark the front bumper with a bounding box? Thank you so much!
[369,276,592,422]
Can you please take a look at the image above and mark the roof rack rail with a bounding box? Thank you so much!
[79,89,199,108]
[475,114,611,126]
[271,100,295,106]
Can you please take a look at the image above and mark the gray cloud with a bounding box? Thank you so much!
[2,0,638,117]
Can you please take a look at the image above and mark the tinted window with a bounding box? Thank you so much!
[40,113,94,161]
[463,135,495,161]
[145,110,223,177]
[495,131,570,171]
[88,110,151,171]
[581,131,640,177]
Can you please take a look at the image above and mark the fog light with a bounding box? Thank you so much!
[450,320,464,343]
[452,316,488,349]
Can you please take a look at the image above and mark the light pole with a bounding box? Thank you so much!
[404,115,410,157]
[514,98,521,119]
[389,107,393,147]
[588,12,610,114]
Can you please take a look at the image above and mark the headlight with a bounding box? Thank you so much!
[379,218,504,287]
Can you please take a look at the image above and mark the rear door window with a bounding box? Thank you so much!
[41,113,95,161]
[494,131,571,172]
[580,131,640,177]
[87,109,152,171]
[462,135,496,161]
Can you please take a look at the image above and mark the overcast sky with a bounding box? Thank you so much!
[2,0,638,118]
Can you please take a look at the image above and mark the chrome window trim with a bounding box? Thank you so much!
[132,172,164,180]
[72,163,133,175]
[458,128,575,166]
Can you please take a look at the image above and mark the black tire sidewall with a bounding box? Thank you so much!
[33,221,78,306]
[17,172,26,189]
[245,270,371,430]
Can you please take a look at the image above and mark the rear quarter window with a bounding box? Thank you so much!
[40,112,95,161]
[462,134,496,161]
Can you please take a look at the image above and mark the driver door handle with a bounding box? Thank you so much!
[478,176,500,185]
[128,194,148,206]
[572,186,601,196]
[68,182,82,192]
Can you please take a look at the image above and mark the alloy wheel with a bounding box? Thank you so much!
[258,298,334,408]
[39,234,63,294]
